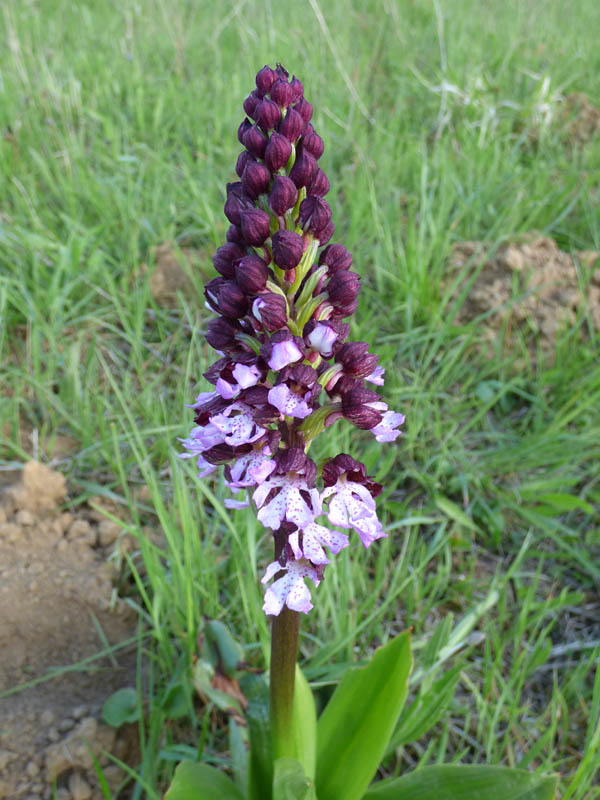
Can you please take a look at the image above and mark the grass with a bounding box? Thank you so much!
[1,0,600,796]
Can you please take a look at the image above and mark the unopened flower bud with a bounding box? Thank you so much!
[302,131,324,158]
[289,151,318,188]
[298,196,332,236]
[240,208,270,246]
[252,293,287,331]
[235,150,255,178]
[340,386,384,429]
[226,224,245,244]
[317,220,335,245]
[213,243,245,279]
[335,342,379,378]
[235,254,269,294]
[218,281,249,318]
[308,168,330,197]
[256,65,277,95]
[256,98,282,132]
[238,118,252,145]
[270,79,294,107]
[289,76,304,103]
[243,91,261,118]
[242,162,271,198]
[224,182,250,226]
[275,447,309,474]
[294,97,313,123]
[327,270,361,312]
[278,108,304,142]
[322,453,382,497]
[272,230,304,270]
[205,277,227,313]
[269,175,298,215]
[319,243,353,273]
[265,132,292,172]
[243,124,268,158]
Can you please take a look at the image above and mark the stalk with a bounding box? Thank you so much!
[270,605,299,759]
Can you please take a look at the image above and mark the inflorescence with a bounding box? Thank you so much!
[181,64,404,615]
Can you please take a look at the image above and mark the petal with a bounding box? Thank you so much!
[232,362,261,388]
[267,384,312,418]
[268,340,303,370]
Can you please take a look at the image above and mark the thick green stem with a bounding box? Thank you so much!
[270,606,300,760]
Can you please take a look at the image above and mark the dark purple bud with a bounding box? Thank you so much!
[269,175,298,215]
[240,208,270,246]
[275,446,308,474]
[256,98,282,132]
[298,196,332,236]
[340,386,384,430]
[213,243,245,279]
[252,292,287,331]
[272,230,304,270]
[308,168,330,197]
[235,254,269,294]
[302,131,324,158]
[335,341,379,378]
[218,281,249,318]
[294,98,313,124]
[224,182,248,226]
[242,161,271,198]
[322,453,382,497]
[205,277,227,313]
[226,224,245,244]
[235,150,255,178]
[328,270,361,309]
[275,63,290,80]
[270,79,294,108]
[203,443,246,465]
[256,65,277,95]
[289,151,318,188]
[289,364,318,388]
[206,316,241,351]
[243,124,268,158]
[319,243,353,273]
[265,132,292,172]
[289,76,304,103]
[237,118,252,145]
[278,108,304,142]
[317,220,335,245]
[243,91,261,119]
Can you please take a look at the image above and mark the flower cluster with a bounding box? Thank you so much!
[181,64,404,615]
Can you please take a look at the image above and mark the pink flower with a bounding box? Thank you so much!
[253,474,321,530]
[210,402,265,446]
[261,558,321,615]
[289,521,349,564]
[371,411,405,442]
[268,384,312,418]
[306,322,339,357]
[321,479,386,548]
[226,447,276,488]
[216,363,261,399]
[268,339,303,370]
[365,365,385,386]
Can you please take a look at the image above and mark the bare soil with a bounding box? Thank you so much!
[449,234,600,361]
[0,462,139,800]
[561,92,600,147]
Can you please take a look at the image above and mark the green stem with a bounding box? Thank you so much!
[270,605,299,760]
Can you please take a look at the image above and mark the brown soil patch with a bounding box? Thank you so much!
[561,92,600,147]
[142,241,208,307]
[0,463,139,800]
[449,234,600,358]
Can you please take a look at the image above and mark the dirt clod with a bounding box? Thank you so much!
[147,241,206,307]
[449,234,600,358]
[561,92,600,146]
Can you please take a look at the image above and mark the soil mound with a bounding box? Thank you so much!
[0,463,138,800]
[449,234,600,358]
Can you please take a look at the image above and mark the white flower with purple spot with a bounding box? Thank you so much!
[210,402,265,447]
[321,479,386,548]
[268,384,312,419]
[261,558,321,615]
[216,363,261,400]
[253,474,321,530]
[289,522,350,565]
[307,323,339,357]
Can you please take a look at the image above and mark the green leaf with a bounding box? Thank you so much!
[101,687,139,727]
[241,673,273,800]
[292,665,317,780]
[273,758,318,800]
[161,683,189,720]
[229,717,247,795]
[204,619,245,678]
[164,761,244,800]
[315,632,412,800]
[361,765,558,800]
[435,495,480,533]
[193,659,243,715]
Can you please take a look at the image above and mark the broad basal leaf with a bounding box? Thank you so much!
[293,665,317,780]
[315,631,412,800]
[273,758,318,800]
[164,761,244,800]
